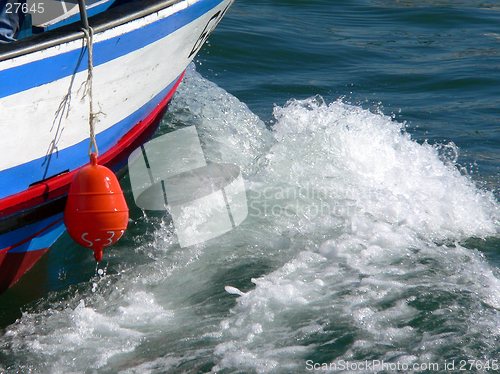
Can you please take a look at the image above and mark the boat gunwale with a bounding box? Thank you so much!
[0,0,183,62]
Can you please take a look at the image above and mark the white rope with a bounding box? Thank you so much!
[81,26,98,157]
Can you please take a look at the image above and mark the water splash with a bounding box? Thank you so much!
[210,81,499,372]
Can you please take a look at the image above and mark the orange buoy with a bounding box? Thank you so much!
[64,153,129,262]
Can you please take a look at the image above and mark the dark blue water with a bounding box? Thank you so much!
[1,1,499,372]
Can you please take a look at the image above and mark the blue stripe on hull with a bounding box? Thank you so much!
[0,213,64,253]
[0,74,180,199]
[0,0,223,99]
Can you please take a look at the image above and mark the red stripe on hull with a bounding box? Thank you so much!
[0,248,49,293]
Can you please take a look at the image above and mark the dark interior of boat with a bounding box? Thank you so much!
[0,0,181,61]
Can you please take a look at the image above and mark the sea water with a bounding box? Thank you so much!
[0,1,499,373]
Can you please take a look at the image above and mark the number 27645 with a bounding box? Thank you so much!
[6,2,45,14]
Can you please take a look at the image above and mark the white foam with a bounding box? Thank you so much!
[2,283,174,372]
[209,94,499,370]
[165,64,274,177]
